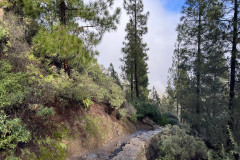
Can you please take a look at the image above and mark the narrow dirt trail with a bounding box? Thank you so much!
[70,131,144,160]
[70,129,163,160]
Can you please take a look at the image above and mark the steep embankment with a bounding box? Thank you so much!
[71,129,163,160]
[53,102,137,158]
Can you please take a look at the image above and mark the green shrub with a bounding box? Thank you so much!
[167,118,179,125]
[162,112,179,125]
[0,111,31,149]
[83,98,93,111]
[33,25,92,69]
[86,64,125,108]
[117,108,127,118]
[0,61,29,108]
[37,137,67,160]
[36,106,55,118]
[53,65,125,109]
[25,64,57,106]
[159,114,168,126]
[130,99,161,124]
[158,125,208,160]
[0,24,9,53]
[130,113,138,122]
[53,70,97,107]
[0,25,9,40]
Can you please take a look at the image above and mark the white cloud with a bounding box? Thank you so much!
[97,0,181,94]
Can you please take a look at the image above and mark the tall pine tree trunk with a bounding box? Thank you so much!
[59,1,71,77]
[134,56,139,98]
[134,0,139,98]
[196,5,202,115]
[177,100,179,117]
[229,0,238,133]
[131,71,134,100]
[60,0,66,26]
[195,1,202,133]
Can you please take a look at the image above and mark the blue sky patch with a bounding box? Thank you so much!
[161,0,185,12]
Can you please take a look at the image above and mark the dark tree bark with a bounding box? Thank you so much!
[63,59,71,77]
[229,0,238,132]
[134,0,139,98]
[131,71,134,100]
[196,2,202,115]
[193,0,203,134]
[60,0,67,26]
[59,1,71,77]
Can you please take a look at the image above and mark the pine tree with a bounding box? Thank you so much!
[222,0,240,142]
[200,0,229,148]
[150,86,161,107]
[2,0,121,75]
[108,63,122,88]
[216,0,240,149]
[121,0,149,100]
[171,0,208,133]
[170,0,229,148]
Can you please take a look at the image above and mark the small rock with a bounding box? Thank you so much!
[142,116,155,126]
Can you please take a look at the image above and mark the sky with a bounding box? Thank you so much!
[97,0,185,95]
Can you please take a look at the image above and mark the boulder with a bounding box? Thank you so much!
[142,117,155,127]
[50,65,58,74]
[153,125,161,130]
[112,129,163,160]
[117,102,137,119]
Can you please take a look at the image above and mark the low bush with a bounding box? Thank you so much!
[53,65,125,109]
[37,136,67,160]
[130,99,161,124]
[162,112,179,125]
[36,106,55,118]
[0,60,29,108]
[130,113,138,122]
[157,125,208,160]
[0,111,31,150]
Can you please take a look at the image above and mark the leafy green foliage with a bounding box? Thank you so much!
[12,0,121,43]
[37,137,67,160]
[131,99,161,124]
[16,0,121,74]
[130,113,138,122]
[108,63,122,88]
[225,126,240,159]
[118,108,128,118]
[167,0,230,151]
[150,86,161,107]
[0,25,9,52]
[0,2,124,159]
[160,84,176,113]
[158,125,208,160]
[0,61,28,108]
[0,25,9,40]
[33,26,92,69]
[207,126,240,160]
[53,65,125,109]
[162,112,179,125]
[0,111,31,149]
[83,99,93,111]
[4,148,37,160]
[36,106,55,118]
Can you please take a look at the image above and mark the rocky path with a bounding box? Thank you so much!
[70,128,163,160]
